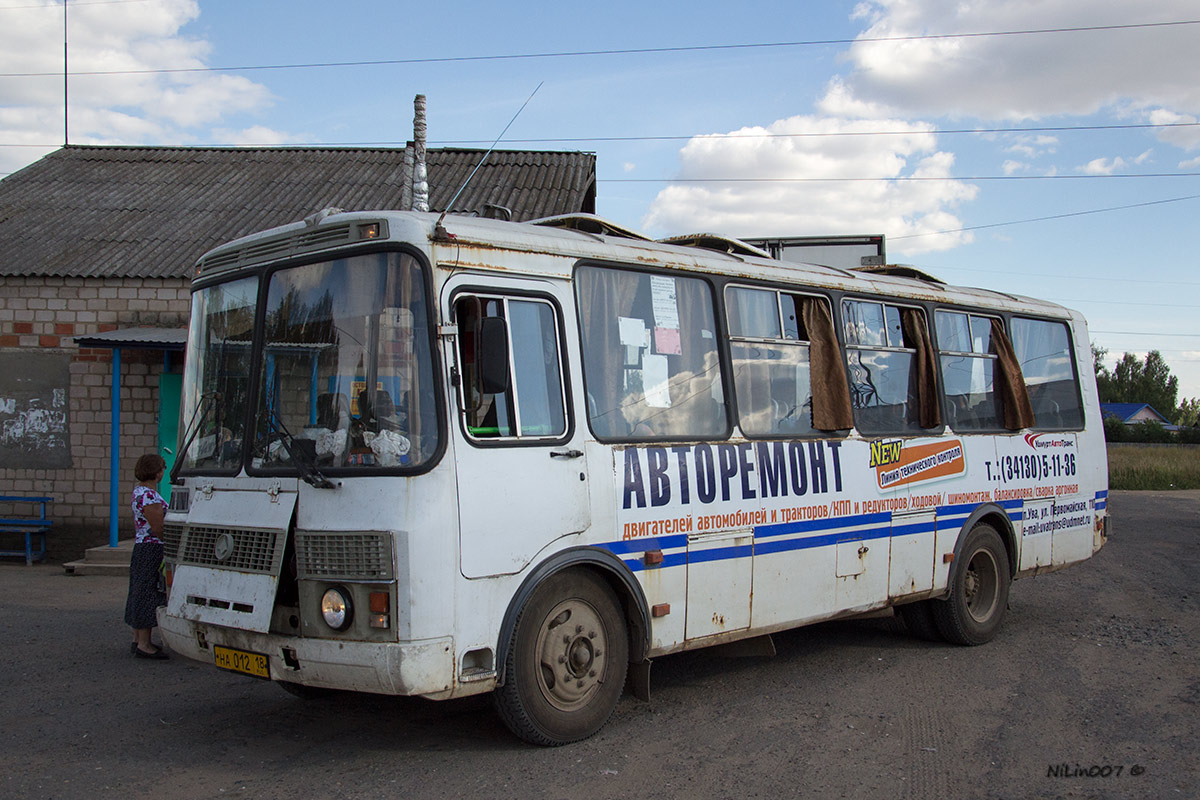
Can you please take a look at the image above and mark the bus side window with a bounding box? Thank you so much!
[1010,317,1083,430]
[935,310,1003,430]
[576,266,727,440]
[454,295,567,441]
[842,299,940,435]
[727,286,851,437]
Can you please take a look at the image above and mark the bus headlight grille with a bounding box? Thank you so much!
[295,532,394,580]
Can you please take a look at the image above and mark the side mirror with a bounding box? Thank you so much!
[477,315,510,395]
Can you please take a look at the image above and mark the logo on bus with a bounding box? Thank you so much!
[874,439,966,491]
[869,439,903,469]
[1024,433,1075,450]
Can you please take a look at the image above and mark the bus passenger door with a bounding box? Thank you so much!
[444,279,592,578]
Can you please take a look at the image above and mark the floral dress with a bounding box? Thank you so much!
[124,484,167,629]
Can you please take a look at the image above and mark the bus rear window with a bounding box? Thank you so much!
[1010,318,1084,430]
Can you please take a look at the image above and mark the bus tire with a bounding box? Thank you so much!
[493,568,628,746]
[897,600,943,642]
[931,523,1010,646]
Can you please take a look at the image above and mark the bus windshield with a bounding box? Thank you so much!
[179,250,439,475]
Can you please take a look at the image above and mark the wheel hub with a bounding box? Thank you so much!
[536,600,608,711]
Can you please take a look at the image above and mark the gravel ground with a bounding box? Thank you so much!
[1,490,1196,800]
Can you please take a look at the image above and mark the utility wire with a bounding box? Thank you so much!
[429,121,1200,146]
[891,193,1200,241]
[600,173,1200,183]
[2,19,1198,77]
[4,120,1200,149]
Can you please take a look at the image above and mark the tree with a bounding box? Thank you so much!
[1179,397,1200,429]
[1093,348,1186,424]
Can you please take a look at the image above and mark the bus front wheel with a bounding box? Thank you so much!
[494,568,629,746]
[931,523,1011,646]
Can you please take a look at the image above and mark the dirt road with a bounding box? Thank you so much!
[1,491,1196,799]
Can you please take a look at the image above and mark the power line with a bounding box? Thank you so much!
[430,121,1200,146]
[0,0,148,8]
[599,173,1200,183]
[4,120,1200,150]
[2,19,1198,78]
[891,194,1200,241]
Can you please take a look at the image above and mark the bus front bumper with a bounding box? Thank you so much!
[157,609,456,699]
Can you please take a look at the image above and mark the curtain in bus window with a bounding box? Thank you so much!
[901,308,941,429]
[802,296,853,431]
[577,266,725,439]
[990,318,1035,430]
[1010,318,1082,430]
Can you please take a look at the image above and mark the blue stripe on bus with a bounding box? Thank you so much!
[755,525,893,557]
[604,499,1021,572]
[754,511,891,540]
[603,534,689,555]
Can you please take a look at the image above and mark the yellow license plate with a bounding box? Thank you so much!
[213,645,270,679]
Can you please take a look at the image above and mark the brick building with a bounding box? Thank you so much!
[0,144,597,561]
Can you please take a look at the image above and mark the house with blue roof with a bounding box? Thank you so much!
[1100,403,1179,431]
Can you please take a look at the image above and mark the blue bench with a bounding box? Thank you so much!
[0,495,54,565]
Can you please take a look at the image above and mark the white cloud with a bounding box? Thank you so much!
[1079,156,1125,175]
[1002,160,1027,175]
[1005,134,1058,158]
[1181,155,1200,169]
[643,115,978,255]
[1078,151,1150,174]
[827,1,1200,144]
[0,0,275,174]
[211,126,297,146]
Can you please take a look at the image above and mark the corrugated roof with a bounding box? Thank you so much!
[0,145,595,279]
[74,327,188,350]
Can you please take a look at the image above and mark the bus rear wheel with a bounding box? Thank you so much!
[494,569,628,746]
[931,523,1010,646]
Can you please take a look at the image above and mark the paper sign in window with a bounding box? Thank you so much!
[643,354,671,408]
[650,276,679,331]
[654,327,682,355]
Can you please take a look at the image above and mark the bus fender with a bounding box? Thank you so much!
[495,546,652,690]
[944,503,1019,588]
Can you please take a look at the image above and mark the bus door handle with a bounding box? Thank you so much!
[550,449,584,459]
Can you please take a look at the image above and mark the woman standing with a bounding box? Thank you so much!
[124,453,169,660]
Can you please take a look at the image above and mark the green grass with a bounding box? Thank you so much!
[1107,444,1200,490]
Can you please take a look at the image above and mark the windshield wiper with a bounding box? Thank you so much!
[265,411,338,490]
[170,392,220,484]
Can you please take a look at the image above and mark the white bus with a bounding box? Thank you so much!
[159,209,1108,745]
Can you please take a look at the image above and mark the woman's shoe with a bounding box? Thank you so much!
[135,647,169,660]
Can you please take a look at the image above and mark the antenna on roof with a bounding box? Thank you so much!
[434,81,543,240]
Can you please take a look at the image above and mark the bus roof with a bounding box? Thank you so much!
[195,209,1073,319]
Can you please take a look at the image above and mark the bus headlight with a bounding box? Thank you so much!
[320,587,353,631]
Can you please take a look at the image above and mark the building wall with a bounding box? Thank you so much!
[0,275,190,561]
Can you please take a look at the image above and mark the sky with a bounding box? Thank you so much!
[1,0,1198,402]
